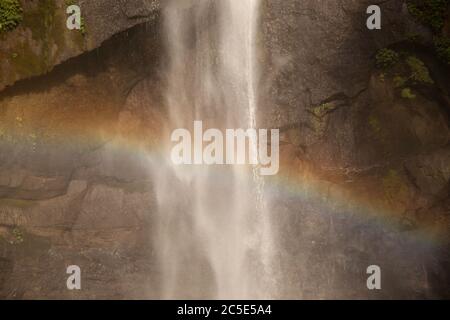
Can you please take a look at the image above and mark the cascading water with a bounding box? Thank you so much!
[151,0,274,299]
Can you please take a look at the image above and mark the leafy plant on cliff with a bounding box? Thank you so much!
[369,115,382,135]
[401,87,417,99]
[0,0,23,33]
[393,75,407,88]
[406,56,434,84]
[79,16,86,35]
[376,52,434,99]
[10,228,24,245]
[394,56,434,99]
[407,0,450,65]
[376,48,400,69]
[310,102,335,118]
[407,0,448,32]
[434,36,450,65]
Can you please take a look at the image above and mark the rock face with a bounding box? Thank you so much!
[0,0,161,91]
[260,0,450,298]
[0,11,164,298]
[0,0,449,299]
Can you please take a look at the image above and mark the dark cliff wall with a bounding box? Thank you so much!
[0,0,161,91]
[260,0,449,298]
[0,0,448,299]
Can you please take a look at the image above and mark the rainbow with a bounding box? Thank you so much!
[1,117,447,247]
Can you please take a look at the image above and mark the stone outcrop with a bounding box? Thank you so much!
[260,0,449,298]
[0,0,161,91]
[0,0,449,299]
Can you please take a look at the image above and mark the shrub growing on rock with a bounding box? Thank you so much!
[376,48,400,69]
[0,0,22,33]
[434,36,450,65]
[407,0,448,32]
[406,56,434,84]
[401,88,417,99]
[407,0,450,65]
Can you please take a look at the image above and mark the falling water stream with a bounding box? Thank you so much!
[152,0,273,299]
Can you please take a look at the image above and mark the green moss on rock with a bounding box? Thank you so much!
[0,198,38,209]
[393,75,407,88]
[406,56,434,84]
[407,0,450,65]
[376,48,400,69]
[310,102,336,118]
[401,87,417,99]
[407,0,448,32]
[22,0,62,44]
[368,114,389,143]
[0,0,22,33]
[375,53,434,99]
[11,41,48,76]
[434,35,450,64]
[11,0,79,77]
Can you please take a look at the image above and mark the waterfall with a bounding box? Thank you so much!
[151,0,273,299]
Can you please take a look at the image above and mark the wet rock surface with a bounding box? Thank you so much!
[0,0,449,299]
[0,0,161,91]
[0,19,163,299]
[260,0,449,299]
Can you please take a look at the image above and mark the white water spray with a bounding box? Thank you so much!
[152,0,274,299]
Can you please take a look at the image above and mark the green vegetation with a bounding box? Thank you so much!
[6,0,86,77]
[65,0,76,6]
[308,102,337,137]
[0,227,24,245]
[375,48,400,69]
[12,0,70,76]
[406,56,434,84]
[407,0,450,65]
[310,102,335,118]
[373,51,437,105]
[11,41,49,76]
[10,228,24,245]
[0,0,22,33]
[0,198,38,209]
[393,75,407,88]
[401,87,417,99]
[369,115,382,135]
[405,33,424,44]
[22,0,58,42]
[79,15,86,35]
[375,51,434,99]
[368,114,389,144]
[434,35,450,65]
[407,0,448,32]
